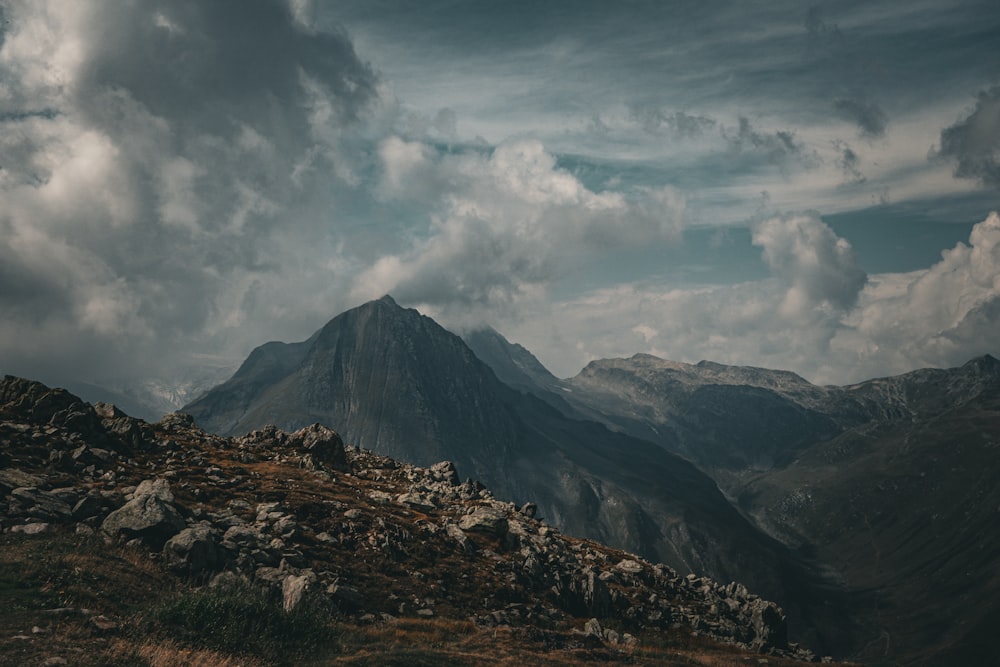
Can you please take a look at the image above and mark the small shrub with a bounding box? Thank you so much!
[149,581,335,664]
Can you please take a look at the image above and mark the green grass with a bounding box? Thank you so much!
[149,580,337,665]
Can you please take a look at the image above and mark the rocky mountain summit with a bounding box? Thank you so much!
[0,375,833,666]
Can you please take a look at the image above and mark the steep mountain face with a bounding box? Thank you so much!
[186,297,521,493]
[728,357,1000,667]
[462,326,589,422]
[461,327,564,396]
[464,330,1000,665]
[462,331,846,474]
[184,297,852,655]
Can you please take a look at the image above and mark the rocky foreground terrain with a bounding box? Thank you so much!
[0,375,846,666]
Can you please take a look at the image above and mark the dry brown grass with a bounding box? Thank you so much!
[316,616,825,667]
[106,638,269,667]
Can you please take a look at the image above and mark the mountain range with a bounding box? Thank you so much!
[180,296,998,664]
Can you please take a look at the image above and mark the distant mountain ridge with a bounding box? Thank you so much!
[464,327,1000,667]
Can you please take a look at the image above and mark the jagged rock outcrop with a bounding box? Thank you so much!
[237,422,348,471]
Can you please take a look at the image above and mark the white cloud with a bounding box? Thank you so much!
[500,212,1000,385]
[752,213,866,315]
[352,138,685,315]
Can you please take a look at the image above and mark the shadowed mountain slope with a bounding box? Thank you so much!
[184,297,855,656]
[464,328,1000,666]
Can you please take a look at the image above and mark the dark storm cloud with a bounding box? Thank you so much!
[627,105,717,138]
[723,117,816,171]
[0,108,58,122]
[832,98,888,139]
[936,86,1000,188]
[0,0,380,383]
[833,141,866,185]
[77,1,375,133]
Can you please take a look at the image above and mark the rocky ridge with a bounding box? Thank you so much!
[0,375,828,664]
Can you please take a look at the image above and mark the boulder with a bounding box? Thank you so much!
[290,423,347,470]
[458,507,508,537]
[446,524,476,554]
[430,461,460,486]
[748,599,788,651]
[163,525,222,575]
[397,492,437,510]
[158,412,197,429]
[132,478,174,503]
[101,485,185,549]
[281,574,315,611]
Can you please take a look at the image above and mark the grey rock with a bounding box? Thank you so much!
[397,492,436,510]
[282,573,312,612]
[11,522,51,535]
[101,493,185,549]
[163,525,222,575]
[584,617,603,637]
[291,423,348,470]
[132,478,174,503]
[458,507,508,537]
[8,487,72,522]
[430,461,460,486]
[748,599,787,651]
[446,524,476,554]
[223,524,263,547]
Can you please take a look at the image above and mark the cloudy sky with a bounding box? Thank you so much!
[1,0,999,400]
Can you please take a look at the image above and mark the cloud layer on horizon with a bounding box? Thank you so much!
[492,212,1000,385]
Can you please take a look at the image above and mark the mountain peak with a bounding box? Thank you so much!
[963,353,1000,373]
